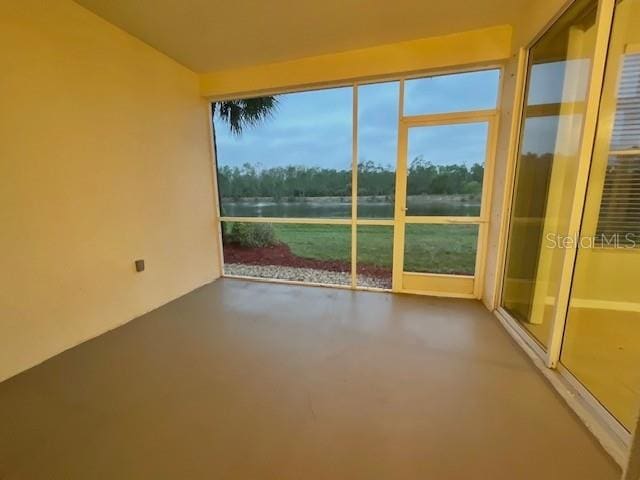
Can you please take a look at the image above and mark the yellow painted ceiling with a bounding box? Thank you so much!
[74,0,530,73]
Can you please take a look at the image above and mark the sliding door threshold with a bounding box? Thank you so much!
[494,308,629,467]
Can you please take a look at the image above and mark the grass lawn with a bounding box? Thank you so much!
[270,223,477,275]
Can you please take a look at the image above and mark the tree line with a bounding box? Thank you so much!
[218,156,484,200]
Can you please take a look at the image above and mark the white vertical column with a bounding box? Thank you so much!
[391,80,406,292]
[351,85,358,289]
[208,102,225,278]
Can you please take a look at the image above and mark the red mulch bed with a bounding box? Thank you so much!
[224,242,392,280]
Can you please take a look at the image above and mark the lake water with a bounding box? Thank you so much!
[222,196,481,218]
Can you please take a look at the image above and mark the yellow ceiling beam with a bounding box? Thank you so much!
[199,25,512,99]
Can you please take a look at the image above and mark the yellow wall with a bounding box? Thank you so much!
[199,26,512,98]
[0,0,220,381]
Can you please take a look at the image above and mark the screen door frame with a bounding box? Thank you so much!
[391,110,498,297]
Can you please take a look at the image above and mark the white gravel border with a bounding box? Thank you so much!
[224,263,391,289]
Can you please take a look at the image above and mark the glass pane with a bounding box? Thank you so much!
[501,0,598,348]
[357,226,393,289]
[406,123,488,216]
[214,87,353,218]
[560,0,640,431]
[403,224,478,275]
[222,222,351,286]
[357,81,398,219]
[403,69,500,116]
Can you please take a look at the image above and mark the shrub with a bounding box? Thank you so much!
[228,222,277,248]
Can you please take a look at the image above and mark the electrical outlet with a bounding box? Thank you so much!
[135,259,145,272]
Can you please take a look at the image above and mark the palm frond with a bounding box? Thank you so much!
[213,96,279,135]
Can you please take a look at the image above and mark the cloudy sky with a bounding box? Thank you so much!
[213,66,574,171]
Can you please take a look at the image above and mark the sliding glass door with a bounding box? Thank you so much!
[561,0,640,432]
[501,0,640,434]
[501,0,598,348]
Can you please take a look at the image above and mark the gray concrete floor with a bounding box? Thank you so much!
[0,279,621,479]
